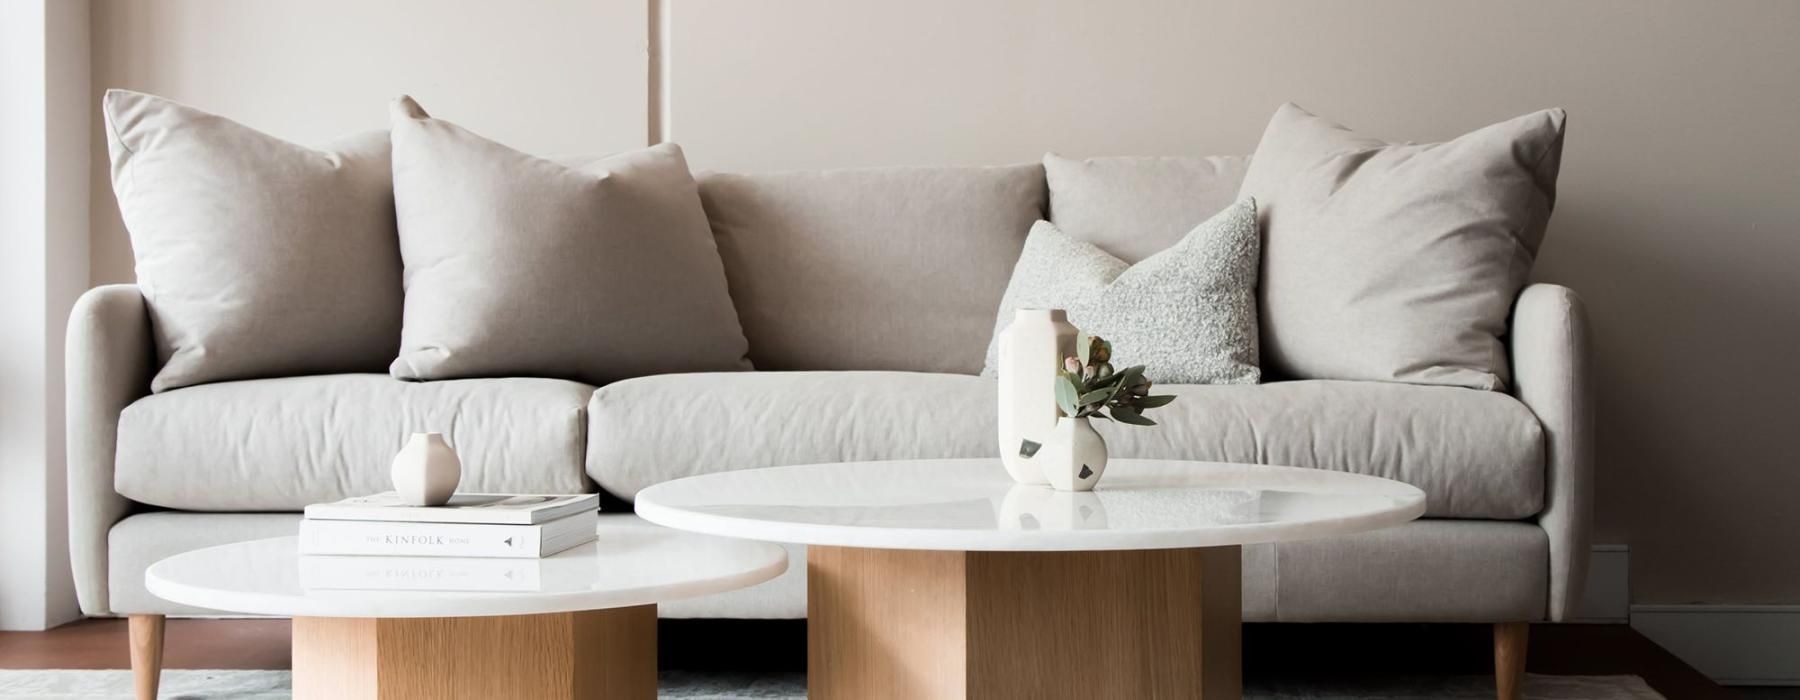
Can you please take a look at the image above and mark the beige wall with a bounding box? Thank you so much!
[89,0,650,284]
[89,1,1800,604]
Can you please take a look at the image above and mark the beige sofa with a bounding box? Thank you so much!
[67,161,1592,630]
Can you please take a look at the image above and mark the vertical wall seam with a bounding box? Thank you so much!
[646,0,669,145]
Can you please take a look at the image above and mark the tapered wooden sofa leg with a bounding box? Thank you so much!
[129,614,166,700]
[1494,621,1529,700]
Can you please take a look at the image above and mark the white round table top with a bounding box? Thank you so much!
[635,459,1426,552]
[144,518,788,618]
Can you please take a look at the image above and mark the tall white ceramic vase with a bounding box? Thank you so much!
[996,309,1078,484]
[1039,417,1109,492]
[391,432,462,506]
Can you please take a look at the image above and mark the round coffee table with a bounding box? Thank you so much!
[635,458,1426,700]
[144,520,786,700]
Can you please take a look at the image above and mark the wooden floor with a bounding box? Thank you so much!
[0,619,1760,699]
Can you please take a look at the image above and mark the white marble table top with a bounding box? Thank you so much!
[635,459,1427,552]
[144,517,787,618]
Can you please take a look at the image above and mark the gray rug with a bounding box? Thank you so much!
[0,669,1663,699]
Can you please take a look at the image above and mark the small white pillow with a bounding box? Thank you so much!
[982,199,1261,384]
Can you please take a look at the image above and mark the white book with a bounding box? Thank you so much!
[298,510,598,558]
[304,492,600,525]
[299,555,544,592]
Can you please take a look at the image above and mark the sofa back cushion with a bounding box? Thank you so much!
[699,165,1045,374]
[103,90,402,392]
[1043,153,1252,264]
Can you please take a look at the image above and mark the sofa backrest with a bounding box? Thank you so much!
[1043,154,1252,264]
[698,164,1046,374]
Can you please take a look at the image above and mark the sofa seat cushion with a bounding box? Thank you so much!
[116,374,593,510]
[587,372,1543,519]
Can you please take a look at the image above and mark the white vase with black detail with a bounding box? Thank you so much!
[1037,416,1109,492]
[996,309,1078,484]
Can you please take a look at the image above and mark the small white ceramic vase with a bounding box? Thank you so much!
[1038,417,1109,492]
[996,309,1078,484]
[391,432,462,506]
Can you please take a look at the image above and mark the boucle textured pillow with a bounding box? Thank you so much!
[982,199,1261,384]
[388,97,751,384]
[1238,103,1566,390]
[103,90,402,392]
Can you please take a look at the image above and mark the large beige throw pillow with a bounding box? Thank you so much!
[1238,104,1566,390]
[103,90,402,393]
[388,97,751,385]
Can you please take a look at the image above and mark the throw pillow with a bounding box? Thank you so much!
[387,97,751,384]
[1238,103,1566,390]
[1043,153,1251,264]
[981,199,1261,385]
[103,90,402,392]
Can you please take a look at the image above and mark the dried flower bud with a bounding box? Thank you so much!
[1064,357,1082,374]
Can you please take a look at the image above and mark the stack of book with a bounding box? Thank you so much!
[299,492,600,559]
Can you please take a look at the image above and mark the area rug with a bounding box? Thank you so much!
[0,669,1663,699]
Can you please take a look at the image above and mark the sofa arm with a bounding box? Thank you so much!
[65,284,154,616]
[1509,284,1595,621]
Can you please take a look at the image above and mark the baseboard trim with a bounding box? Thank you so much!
[1631,604,1800,685]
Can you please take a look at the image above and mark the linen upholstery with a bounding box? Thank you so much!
[102,514,1541,623]
[388,97,750,384]
[585,372,1543,518]
[102,90,401,393]
[699,165,1045,374]
[981,200,1261,385]
[587,372,995,499]
[115,374,594,511]
[1273,520,1547,622]
[65,285,154,616]
[1043,153,1252,264]
[1510,284,1594,621]
[108,512,301,616]
[1238,103,1566,390]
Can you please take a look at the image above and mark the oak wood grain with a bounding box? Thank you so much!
[807,545,1242,700]
[127,614,164,700]
[1494,621,1529,700]
[291,607,656,700]
[808,546,968,699]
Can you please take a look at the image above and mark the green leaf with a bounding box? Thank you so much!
[1078,388,1112,406]
[1054,374,1080,417]
[1111,405,1156,426]
[1134,394,1178,408]
[1076,331,1092,365]
[1113,366,1145,393]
